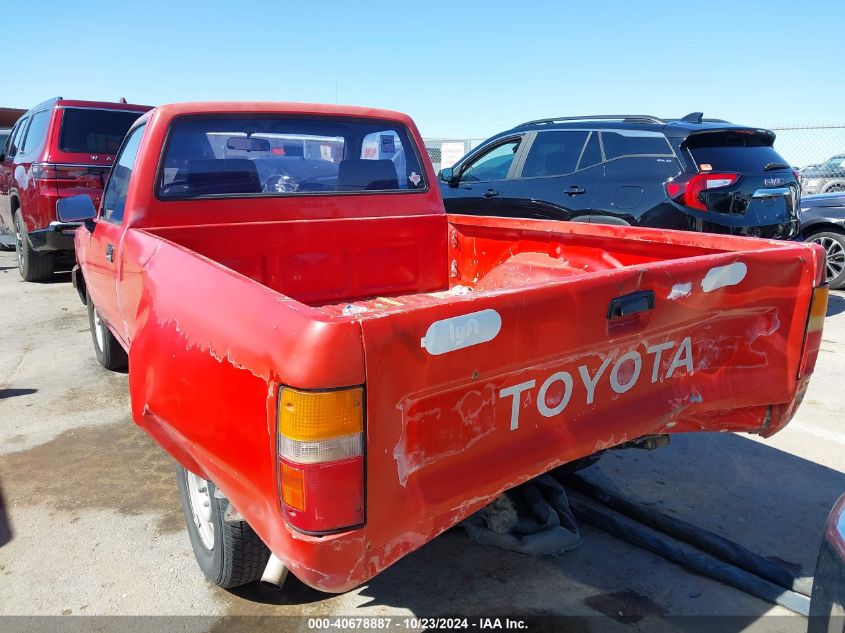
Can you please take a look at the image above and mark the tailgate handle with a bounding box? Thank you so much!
[607,290,655,320]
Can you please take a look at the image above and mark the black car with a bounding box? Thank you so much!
[808,494,845,633]
[801,192,845,289]
[439,113,800,240]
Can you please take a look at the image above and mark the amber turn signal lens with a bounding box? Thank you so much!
[280,462,306,511]
[808,286,829,332]
[279,387,363,442]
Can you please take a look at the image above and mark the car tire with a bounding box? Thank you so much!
[176,465,271,589]
[87,295,128,371]
[824,184,845,193]
[14,211,54,282]
[804,230,845,290]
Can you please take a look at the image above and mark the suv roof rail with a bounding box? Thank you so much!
[515,114,666,128]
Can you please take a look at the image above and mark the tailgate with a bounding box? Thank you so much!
[357,244,817,544]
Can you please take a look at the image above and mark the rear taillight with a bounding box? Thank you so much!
[32,163,107,188]
[793,169,801,184]
[277,386,364,533]
[665,172,739,211]
[798,286,828,378]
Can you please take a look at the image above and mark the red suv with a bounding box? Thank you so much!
[0,97,151,281]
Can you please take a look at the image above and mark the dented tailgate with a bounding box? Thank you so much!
[356,241,818,572]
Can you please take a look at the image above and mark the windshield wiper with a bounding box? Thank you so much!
[764,162,790,171]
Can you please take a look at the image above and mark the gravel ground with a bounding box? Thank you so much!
[0,248,843,632]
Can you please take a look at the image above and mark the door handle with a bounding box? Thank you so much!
[565,186,586,196]
[607,291,655,320]
[105,243,114,263]
[482,189,500,198]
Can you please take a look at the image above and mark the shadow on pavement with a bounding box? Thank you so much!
[0,388,37,399]
[827,292,845,317]
[0,479,12,548]
[43,271,72,285]
[344,432,842,631]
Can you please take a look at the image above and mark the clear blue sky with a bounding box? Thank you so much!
[6,0,843,139]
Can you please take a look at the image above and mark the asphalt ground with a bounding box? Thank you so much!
[0,248,843,632]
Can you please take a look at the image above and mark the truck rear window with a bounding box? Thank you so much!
[685,131,789,173]
[59,108,145,154]
[157,115,427,199]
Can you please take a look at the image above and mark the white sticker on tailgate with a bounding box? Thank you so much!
[702,262,747,292]
[421,309,502,355]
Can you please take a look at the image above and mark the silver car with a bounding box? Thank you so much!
[802,154,845,194]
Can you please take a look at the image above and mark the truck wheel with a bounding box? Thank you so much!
[14,211,55,282]
[176,465,271,589]
[805,230,845,290]
[87,295,128,371]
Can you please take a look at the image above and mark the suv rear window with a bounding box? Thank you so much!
[158,115,427,199]
[59,108,145,154]
[685,132,788,173]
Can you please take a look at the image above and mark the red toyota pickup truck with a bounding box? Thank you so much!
[60,102,828,593]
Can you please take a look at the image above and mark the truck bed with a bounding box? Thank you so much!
[124,213,823,592]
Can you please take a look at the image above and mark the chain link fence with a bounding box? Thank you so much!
[771,124,845,170]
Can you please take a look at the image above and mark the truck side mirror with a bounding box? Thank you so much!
[56,195,97,224]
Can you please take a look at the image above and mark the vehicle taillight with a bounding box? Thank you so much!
[793,169,801,184]
[798,285,829,378]
[32,163,108,188]
[665,172,739,211]
[277,386,364,533]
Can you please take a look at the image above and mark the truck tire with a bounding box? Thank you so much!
[14,211,55,282]
[87,295,128,371]
[176,465,271,589]
[804,230,845,290]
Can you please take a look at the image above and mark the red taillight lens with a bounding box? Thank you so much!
[793,169,801,184]
[32,163,108,188]
[798,286,828,378]
[277,387,365,533]
[665,172,738,211]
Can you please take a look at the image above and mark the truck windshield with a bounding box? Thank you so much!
[158,115,427,199]
[59,108,145,154]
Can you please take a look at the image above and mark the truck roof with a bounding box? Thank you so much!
[141,101,416,128]
[26,97,152,113]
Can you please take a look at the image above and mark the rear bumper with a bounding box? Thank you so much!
[698,218,800,240]
[28,222,79,252]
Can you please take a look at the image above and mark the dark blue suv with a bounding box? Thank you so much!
[439,113,799,240]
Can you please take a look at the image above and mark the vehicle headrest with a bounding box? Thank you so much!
[337,159,399,191]
[186,159,261,195]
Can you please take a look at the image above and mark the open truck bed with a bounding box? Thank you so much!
[68,102,828,592]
